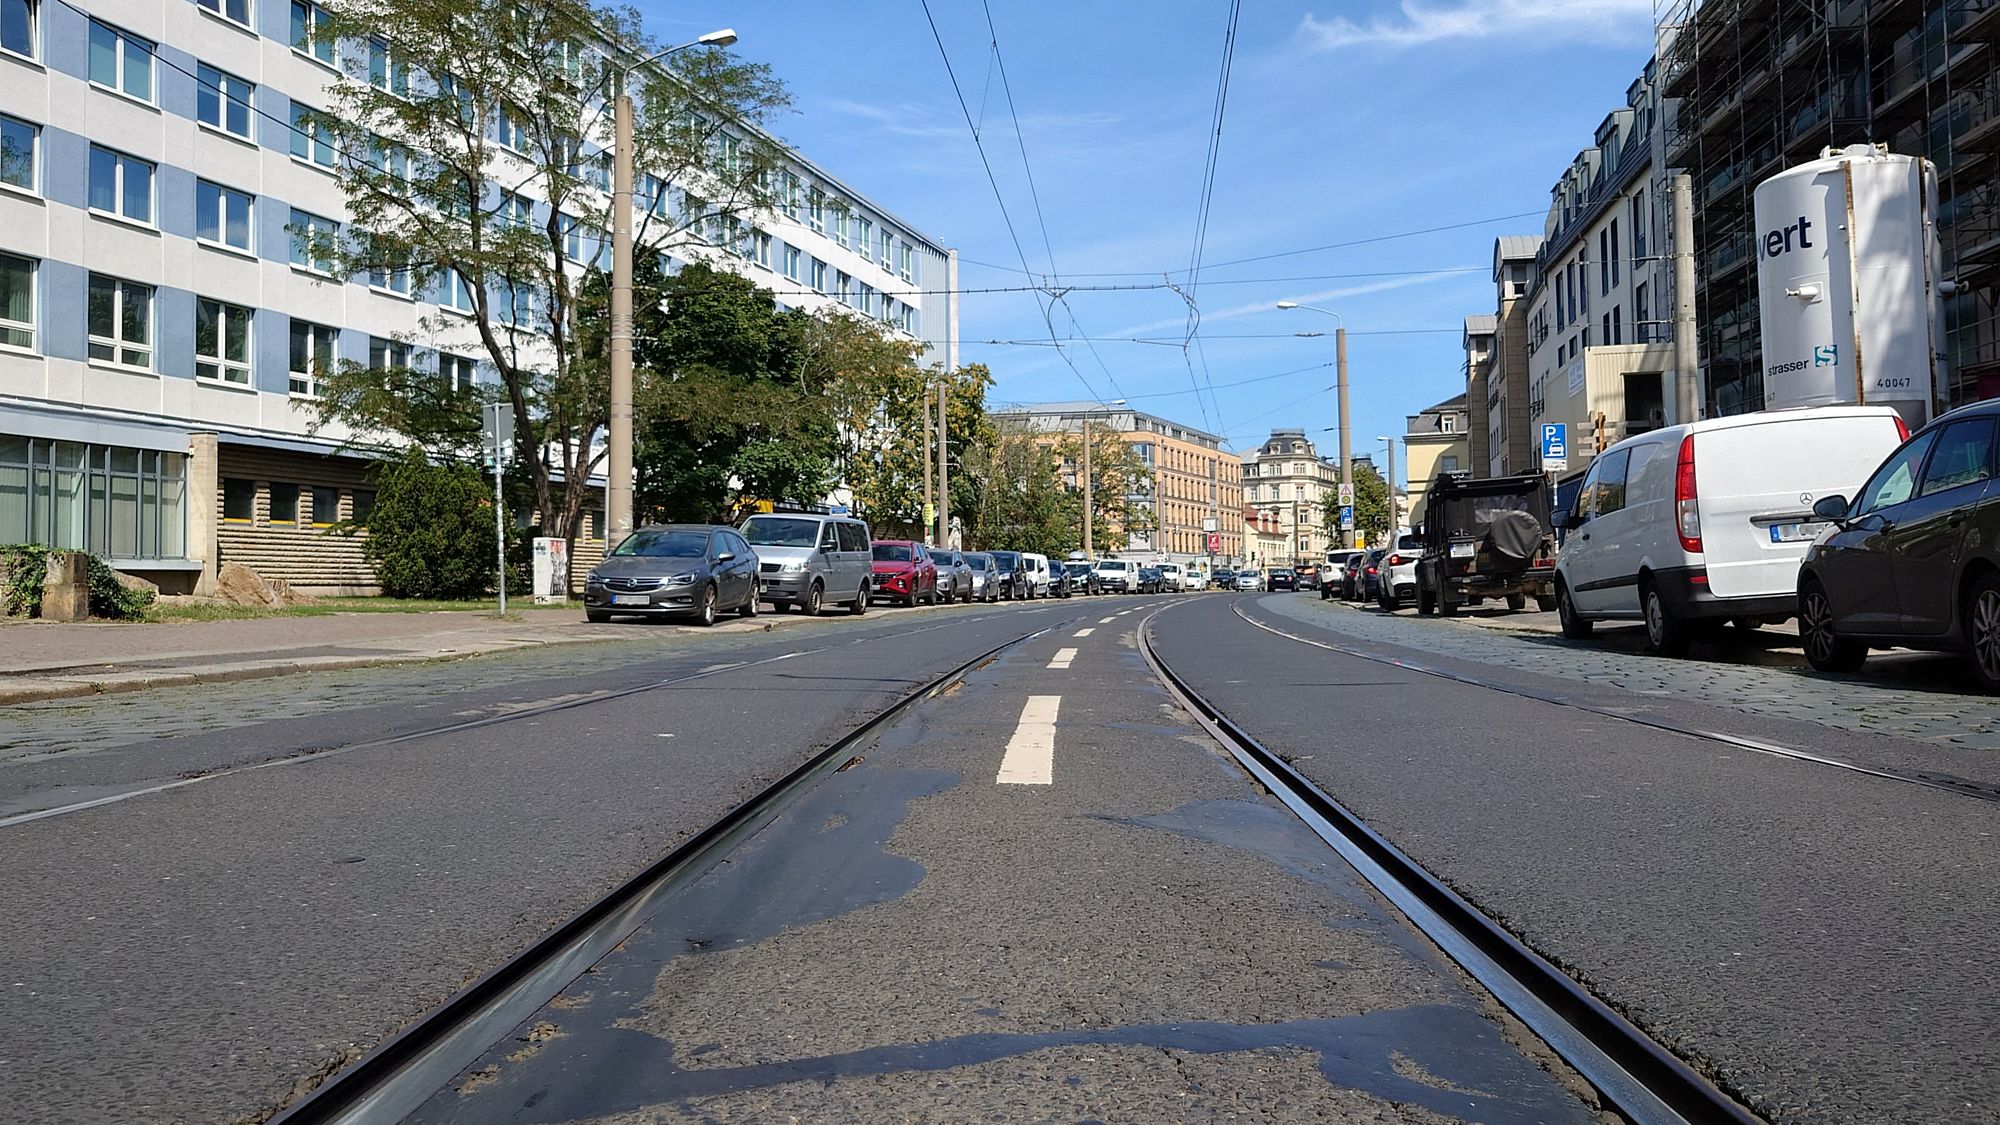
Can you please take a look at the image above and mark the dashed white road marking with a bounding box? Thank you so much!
[1074,627,1095,637]
[1047,647,1078,669]
[996,695,1061,785]
[1098,616,1117,624]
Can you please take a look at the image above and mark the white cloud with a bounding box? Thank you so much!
[1295,0,1657,52]
[1107,271,1471,337]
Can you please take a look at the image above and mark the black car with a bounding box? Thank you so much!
[1069,560,1100,595]
[1798,399,2000,690]
[583,524,761,626]
[1340,553,1369,600]
[1137,565,1165,593]
[988,550,1025,599]
[1048,561,1073,598]
[1268,568,1297,592]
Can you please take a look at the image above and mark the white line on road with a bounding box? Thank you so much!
[1047,647,1078,669]
[1098,617,1117,624]
[1074,628,1095,637]
[996,695,1061,785]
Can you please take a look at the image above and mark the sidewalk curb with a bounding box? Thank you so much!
[0,634,628,707]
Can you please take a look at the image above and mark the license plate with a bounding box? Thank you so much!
[1449,542,1476,558]
[1769,521,1828,543]
[612,594,651,606]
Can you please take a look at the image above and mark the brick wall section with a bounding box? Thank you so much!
[214,445,380,595]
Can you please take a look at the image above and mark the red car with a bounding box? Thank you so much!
[871,540,939,606]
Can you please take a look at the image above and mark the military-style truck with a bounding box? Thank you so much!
[1414,472,1558,616]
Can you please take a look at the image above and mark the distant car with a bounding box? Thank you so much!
[585,524,761,626]
[1798,399,2000,688]
[1048,560,1074,598]
[1268,568,1296,592]
[963,552,1001,601]
[871,540,938,606]
[1070,560,1102,595]
[988,550,1026,599]
[1095,558,1136,594]
[1339,553,1367,600]
[1295,565,1321,591]
[1138,565,1165,593]
[1233,570,1261,591]
[1214,568,1236,589]
[1157,562,1186,591]
[1358,548,1389,600]
[1324,550,1363,600]
[1019,552,1052,598]
[930,548,974,604]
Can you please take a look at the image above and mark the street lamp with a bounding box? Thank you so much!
[1277,301,1352,548]
[607,28,739,548]
[1377,434,1399,542]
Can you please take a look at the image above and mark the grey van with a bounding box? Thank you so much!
[739,512,873,616]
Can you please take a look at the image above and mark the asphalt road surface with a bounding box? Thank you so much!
[10,587,1991,1123]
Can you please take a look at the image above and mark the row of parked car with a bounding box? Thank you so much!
[1304,400,2000,691]
[579,510,1214,626]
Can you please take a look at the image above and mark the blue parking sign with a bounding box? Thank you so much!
[1339,505,1354,527]
[1541,423,1567,461]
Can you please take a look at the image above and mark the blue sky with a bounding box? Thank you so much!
[651,1,1661,475]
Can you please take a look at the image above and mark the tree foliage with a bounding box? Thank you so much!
[304,0,790,539]
[363,451,511,598]
[1322,461,1392,543]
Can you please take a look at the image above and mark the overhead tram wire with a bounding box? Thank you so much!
[919,0,1112,405]
[1179,0,1247,434]
[955,209,1551,278]
[980,0,1128,405]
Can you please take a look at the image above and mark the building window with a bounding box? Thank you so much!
[350,489,375,523]
[307,485,339,526]
[291,0,333,64]
[501,192,533,229]
[196,65,253,139]
[288,319,336,396]
[270,481,300,523]
[835,271,851,306]
[440,268,475,313]
[1635,283,1651,344]
[87,275,151,369]
[0,253,32,351]
[782,243,801,281]
[877,228,893,265]
[368,336,409,373]
[1,0,36,60]
[1440,414,1458,433]
[367,233,413,294]
[855,217,873,260]
[222,476,255,522]
[196,180,252,251]
[368,39,409,96]
[1611,305,1623,346]
[0,441,186,558]
[898,242,913,282]
[496,277,536,327]
[289,210,339,275]
[1631,192,1647,260]
[807,186,824,233]
[496,104,529,152]
[1598,229,1609,294]
[438,352,476,392]
[753,229,772,268]
[88,146,153,224]
[1609,219,1621,288]
[289,101,336,168]
[195,298,251,384]
[88,21,153,103]
[197,0,250,28]
[0,114,33,193]
[809,257,827,294]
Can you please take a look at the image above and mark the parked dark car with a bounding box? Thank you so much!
[1296,565,1321,591]
[1268,568,1297,592]
[1138,565,1165,593]
[1214,568,1236,590]
[1048,561,1073,598]
[930,548,973,604]
[584,524,761,626]
[1798,400,2000,689]
[1069,560,1100,595]
[1341,553,1369,600]
[988,550,1025,599]
[871,540,938,607]
[1358,548,1389,600]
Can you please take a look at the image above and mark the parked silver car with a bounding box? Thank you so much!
[963,552,1001,601]
[739,512,873,616]
[929,549,975,604]
[584,524,761,626]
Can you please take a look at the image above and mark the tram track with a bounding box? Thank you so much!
[263,618,1063,1125]
[1137,600,1764,1125]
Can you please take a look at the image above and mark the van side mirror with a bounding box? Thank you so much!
[1812,495,1851,525]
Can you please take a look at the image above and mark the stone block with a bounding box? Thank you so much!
[40,552,90,622]
[217,561,283,608]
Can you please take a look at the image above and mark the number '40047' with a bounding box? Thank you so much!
[1873,377,1913,391]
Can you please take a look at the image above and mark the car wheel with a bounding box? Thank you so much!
[1536,594,1558,613]
[695,583,718,627]
[1801,579,1867,673]
[1967,575,2000,691]
[1641,580,1691,657]
[1438,595,1458,617]
[586,610,611,624]
[1416,583,1436,616]
[1506,592,1528,612]
[850,583,868,615]
[802,581,823,617]
[738,583,760,618]
[1557,581,1593,639]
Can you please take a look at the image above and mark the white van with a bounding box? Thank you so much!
[1158,562,1185,591]
[1019,552,1052,597]
[1554,406,1908,655]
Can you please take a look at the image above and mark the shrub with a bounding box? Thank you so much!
[361,451,516,599]
[0,545,154,620]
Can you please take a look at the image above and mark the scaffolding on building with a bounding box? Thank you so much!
[1654,0,2000,409]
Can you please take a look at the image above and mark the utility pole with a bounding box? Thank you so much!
[921,382,933,540]
[1384,437,1399,542]
[1672,171,1700,425]
[937,378,950,547]
[1337,327,1353,549]
[1081,417,1093,557]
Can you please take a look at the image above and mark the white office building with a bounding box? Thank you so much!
[0,0,954,592]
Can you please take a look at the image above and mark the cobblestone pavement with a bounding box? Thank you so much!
[1259,595,2000,749]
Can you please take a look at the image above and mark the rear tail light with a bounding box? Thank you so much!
[1675,433,1702,554]
[1895,415,1911,442]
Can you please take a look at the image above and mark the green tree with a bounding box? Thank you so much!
[303,0,789,541]
[1050,427,1153,553]
[958,421,1074,555]
[363,451,511,598]
[1323,461,1391,544]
